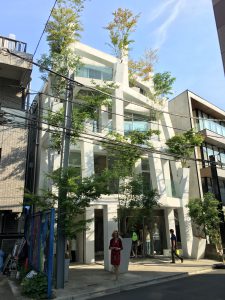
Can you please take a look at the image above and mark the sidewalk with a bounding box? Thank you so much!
[54,257,217,300]
[0,274,18,300]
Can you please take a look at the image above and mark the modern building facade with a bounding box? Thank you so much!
[31,42,197,267]
[212,0,225,74]
[0,34,32,254]
[169,90,225,209]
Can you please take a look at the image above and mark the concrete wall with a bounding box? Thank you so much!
[0,77,23,109]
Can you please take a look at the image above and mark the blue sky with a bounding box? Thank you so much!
[1,0,225,110]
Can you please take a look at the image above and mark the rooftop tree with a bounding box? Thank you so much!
[38,0,85,96]
[105,8,140,61]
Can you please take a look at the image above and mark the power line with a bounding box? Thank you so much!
[4,48,225,123]
[3,110,206,165]
[33,0,58,57]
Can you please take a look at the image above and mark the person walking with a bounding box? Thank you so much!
[169,229,183,263]
[109,230,123,280]
[131,230,138,258]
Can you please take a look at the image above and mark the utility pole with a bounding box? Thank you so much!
[209,155,225,246]
[56,74,74,289]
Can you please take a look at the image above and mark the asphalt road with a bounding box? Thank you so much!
[94,270,225,300]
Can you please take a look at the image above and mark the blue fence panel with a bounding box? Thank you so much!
[25,209,55,299]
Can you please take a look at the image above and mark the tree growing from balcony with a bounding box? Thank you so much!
[102,130,161,236]
[38,0,85,96]
[35,0,117,241]
[166,129,204,167]
[105,8,140,61]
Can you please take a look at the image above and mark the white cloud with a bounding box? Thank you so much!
[148,0,177,23]
[148,0,211,48]
[154,0,184,48]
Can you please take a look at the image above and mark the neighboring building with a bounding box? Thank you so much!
[0,34,32,254]
[169,90,225,207]
[30,42,197,267]
[212,0,225,74]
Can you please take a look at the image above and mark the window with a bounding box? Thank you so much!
[124,113,149,134]
[69,152,81,176]
[141,158,152,192]
[76,65,113,81]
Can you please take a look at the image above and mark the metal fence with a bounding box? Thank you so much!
[25,209,55,299]
[0,35,27,52]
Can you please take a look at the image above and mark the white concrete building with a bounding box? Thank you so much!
[32,42,196,266]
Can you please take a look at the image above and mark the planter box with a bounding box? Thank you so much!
[205,244,222,261]
[64,258,70,282]
[192,237,206,259]
[120,238,132,273]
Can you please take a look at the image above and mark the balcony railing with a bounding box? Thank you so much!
[0,35,27,53]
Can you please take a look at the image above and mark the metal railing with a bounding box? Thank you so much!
[0,35,27,52]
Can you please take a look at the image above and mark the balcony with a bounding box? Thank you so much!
[0,35,32,87]
[0,35,27,52]
[200,128,225,147]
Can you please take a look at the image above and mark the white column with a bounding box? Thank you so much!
[164,208,176,248]
[134,158,142,174]
[80,140,94,177]
[84,207,95,263]
[103,204,118,271]
[162,159,172,197]
[112,88,124,134]
[100,105,109,134]
[149,154,166,194]
[177,168,193,257]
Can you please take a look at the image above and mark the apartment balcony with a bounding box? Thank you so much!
[200,128,225,148]
[0,35,32,87]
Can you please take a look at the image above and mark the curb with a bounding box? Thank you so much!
[55,267,214,300]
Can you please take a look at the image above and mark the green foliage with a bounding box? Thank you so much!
[45,81,116,150]
[26,167,109,238]
[38,0,86,95]
[166,129,204,167]
[104,130,160,179]
[105,8,140,60]
[101,131,160,234]
[129,49,158,83]
[187,193,222,246]
[153,72,176,98]
[21,273,48,299]
[118,175,160,234]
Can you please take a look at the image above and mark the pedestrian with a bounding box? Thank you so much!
[169,229,183,263]
[109,230,123,280]
[131,230,138,258]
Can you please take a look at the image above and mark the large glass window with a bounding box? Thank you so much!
[76,65,113,81]
[124,113,149,134]
[197,109,225,138]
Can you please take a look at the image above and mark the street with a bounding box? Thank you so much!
[94,270,225,300]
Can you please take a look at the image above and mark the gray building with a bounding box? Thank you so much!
[0,34,32,254]
[212,0,225,74]
[169,90,225,207]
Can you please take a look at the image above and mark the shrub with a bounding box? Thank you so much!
[21,272,48,299]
